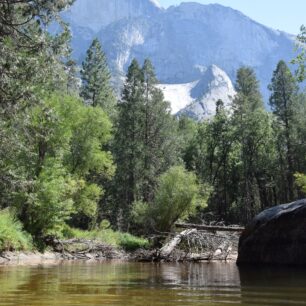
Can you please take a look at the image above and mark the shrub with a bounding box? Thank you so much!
[0,210,32,252]
[132,166,209,232]
[295,173,306,194]
[117,233,149,251]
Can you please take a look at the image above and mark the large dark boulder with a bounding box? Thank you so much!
[237,199,306,265]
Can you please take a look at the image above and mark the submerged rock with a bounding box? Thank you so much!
[237,199,306,265]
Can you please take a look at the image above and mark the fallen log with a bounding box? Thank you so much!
[159,229,197,258]
[175,223,245,232]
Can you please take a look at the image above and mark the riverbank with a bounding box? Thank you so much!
[0,249,238,266]
[0,248,129,266]
[0,229,240,266]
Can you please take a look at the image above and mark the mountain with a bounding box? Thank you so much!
[64,0,161,32]
[64,0,296,114]
[177,65,236,120]
[158,65,236,119]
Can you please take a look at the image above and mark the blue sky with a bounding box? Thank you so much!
[158,0,305,35]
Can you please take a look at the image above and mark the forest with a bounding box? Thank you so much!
[1,0,306,252]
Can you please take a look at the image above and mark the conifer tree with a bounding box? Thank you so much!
[113,59,145,222]
[80,38,116,117]
[66,59,79,96]
[269,60,299,201]
[113,59,178,226]
[232,67,273,221]
[233,67,264,113]
[0,0,74,110]
[292,25,306,82]
[142,59,177,202]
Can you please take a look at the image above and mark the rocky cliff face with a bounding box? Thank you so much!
[237,199,306,265]
[178,65,236,120]
[64,0,161,32]
[158,65,235,119]
[64,0,296,114]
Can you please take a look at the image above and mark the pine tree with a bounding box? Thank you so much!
[292,25,306,82]
[142,59,177,202]
[66,59,79,96]
[113,59,145,220]
[113,59,178,227]
[269,60,299,201]
[232,67,273,222]
[0,0,74,110]
[80,38,116,117]
[0,0,74,209]
[233,67,264,113]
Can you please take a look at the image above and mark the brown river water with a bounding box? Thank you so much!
[0,261,306,305]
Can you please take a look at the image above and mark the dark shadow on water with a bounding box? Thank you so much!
[238,264,306,305]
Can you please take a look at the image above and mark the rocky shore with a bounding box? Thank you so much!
[0,229,240,266]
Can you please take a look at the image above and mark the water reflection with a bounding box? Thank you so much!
[0,262,305,305]
[239,265,306,305]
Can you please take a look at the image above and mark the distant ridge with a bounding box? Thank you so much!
[64,0,296,112]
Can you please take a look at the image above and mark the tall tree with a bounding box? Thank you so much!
[0,0,74,210]
[233,67,264,113]
[80,38,116,118]
[113,59,178,227]
[113,59,145,223]
[231,67,274,222]
[141,59,177,202]
[269,60,299,201]
[65,59,79,96]
[0,0,74,111]
[292,25,306,82]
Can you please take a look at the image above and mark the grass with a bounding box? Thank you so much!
[0,210,149,253]
[0,209,33,252]
[63,227,149,251]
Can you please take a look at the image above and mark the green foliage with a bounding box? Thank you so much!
[80,38,117,118]
[63,227,149,251]
[183,68,280,223]
[118,233,149,251]
[132,166,209,232]
[73,182,102,220]
[0,210,32,252]
[233,67,264,113]
[269,61,298,123]
[26,158,75,237]
[269,60,300,201]
[295,173,306,194]
[154,166,207,231]
[292,25,306,82]
[2,1,306,246]
[99,220,111,230]
[131,201,152,228]
[4,94,114,237]
[113,59,178,226]
[0,0,74,110]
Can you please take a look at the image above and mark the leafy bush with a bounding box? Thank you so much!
[0,210,32,251]
[295,173,306,194]
[13,94,114,237]
[132,166,209,232]
[26,158,75,237]
[117,233,149,251]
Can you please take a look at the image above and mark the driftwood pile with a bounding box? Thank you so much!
[50,238,127,260]
[135,225,242,262]
[46,224,242,262]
